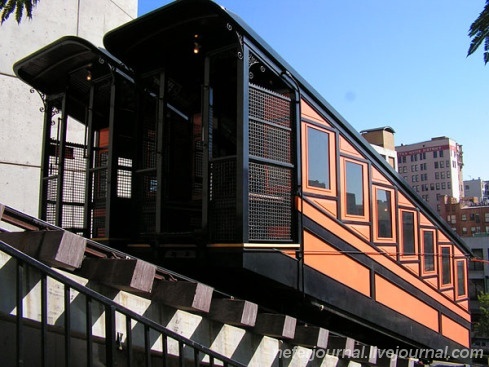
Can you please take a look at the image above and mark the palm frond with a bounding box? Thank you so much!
[0,0,39,24]
[1,0,16,23]
[14,0,24,23]
[468,0,489,63]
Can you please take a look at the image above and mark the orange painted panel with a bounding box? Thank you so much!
[377,246,397,260]
[425,277,439,289]
[403,262,420,276]
[282,250,297,259]
[441,289,454,300]
[346,223,370,241]
[99,128,110,147]
[458,300,468,310]
[371,167,391,185]
[311,198,337,217]
[398,192,414,208]
[375,275,438,331]
[441,314,470,347]
[301,100,331,126]
[339,136,364,158]
[303,231,371,297]
[301,200,471,322]
[419,213,432,227]
[453,246,464,257]
[437,230,450,243]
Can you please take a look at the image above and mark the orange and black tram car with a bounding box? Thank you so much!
[14,0,472,357]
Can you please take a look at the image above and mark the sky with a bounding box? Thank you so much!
[138,1,489,181]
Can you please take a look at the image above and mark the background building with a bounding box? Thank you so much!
[360,126,397,170]
[464,178,489,204]
[0,0,137,218]
[396,136,464,213]
[439,196,489,355]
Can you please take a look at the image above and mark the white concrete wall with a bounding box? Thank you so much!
[0,0,137,215]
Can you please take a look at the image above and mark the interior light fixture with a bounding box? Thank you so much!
[86,70,92,81]
[193,34,201,54]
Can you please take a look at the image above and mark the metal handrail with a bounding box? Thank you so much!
[0,239,246,367]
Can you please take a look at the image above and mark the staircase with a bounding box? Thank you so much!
[0,203,418,367]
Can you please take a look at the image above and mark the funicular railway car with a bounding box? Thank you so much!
[14,0,472,358]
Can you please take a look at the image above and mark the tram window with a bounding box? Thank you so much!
[456,260,466,297]
[440,246,452,286]
[307,127,330,189]
[345,161,364,216]
[376,188,392,238]
[401,211,415,255]
[422,231,435,272]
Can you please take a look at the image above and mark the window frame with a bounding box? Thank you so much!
[341,157,369,221]
[373,186,396,242]
[399,210,418,258]
[421,229,436,275]
[439,245,453,289]
[455,259,467,299]
[302,122,336,196]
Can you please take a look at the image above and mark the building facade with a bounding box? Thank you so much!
[439,196,489,356]
[464,178,489,204]
[396,137,464,213]
[360,126,397,170]
[0,0,137,218]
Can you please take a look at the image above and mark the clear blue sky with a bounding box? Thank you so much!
[138,1,489,181]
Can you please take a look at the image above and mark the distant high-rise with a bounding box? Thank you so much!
[395,137,464,213]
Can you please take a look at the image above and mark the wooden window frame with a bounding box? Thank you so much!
[341,157,369,221]
[373,186,395,242]
[455,259,468,299]
[399,209,418,259]
[302,123,336,196]
[439,245,453,289]
[421,229,436,275]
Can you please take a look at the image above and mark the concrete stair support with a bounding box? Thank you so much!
[0,230,86,270]
[152,279,214,313]
[209,298,258,327]
[77,257,156,294]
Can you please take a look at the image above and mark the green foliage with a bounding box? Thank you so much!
[0,0,39,24]
[468,0,489,64]
[475,293,489,337]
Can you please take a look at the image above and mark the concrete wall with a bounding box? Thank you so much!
[0,0,137,216]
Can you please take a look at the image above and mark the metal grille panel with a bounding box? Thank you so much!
[249,119,291,163]
[249,163,292,241]
[61,144,86,231]
[138,173,156,234]
[209,158,236,241]
[44,140,87,232]
[249,84,291,128]
[248,82,293,242]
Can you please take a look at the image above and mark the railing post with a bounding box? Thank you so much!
[105,305,116,367]
[144,324,151,367]
[86,296,93,367]
[64,285,71,366]
[41,273,48,367]
[16,261,24,367]
[125,316,133,367]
